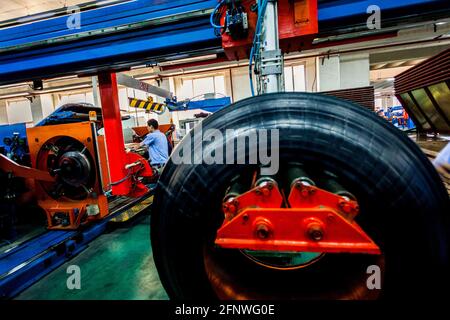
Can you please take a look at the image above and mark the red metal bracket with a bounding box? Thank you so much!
[222,180,283,221]
[124,151,153,197]
[215,182,380,255]
[288,182,360,221]
[216,207,380,254]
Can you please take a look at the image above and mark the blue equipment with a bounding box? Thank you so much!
[0,0,448,85]
[0,123,29,165]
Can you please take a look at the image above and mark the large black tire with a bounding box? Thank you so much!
[151,92,450,300]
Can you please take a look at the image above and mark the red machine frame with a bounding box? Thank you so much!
[97,72,153,197]
[222,0,318,60]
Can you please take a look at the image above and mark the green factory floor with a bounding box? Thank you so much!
[14,213,169,300]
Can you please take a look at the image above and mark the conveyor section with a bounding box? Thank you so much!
[0,189,155,299]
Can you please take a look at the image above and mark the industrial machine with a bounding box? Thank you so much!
[1,103,153,230]
[0,103,155,297]
[26,122,110,229]
[0,0,449,300]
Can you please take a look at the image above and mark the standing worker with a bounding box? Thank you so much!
[140,119,169,174]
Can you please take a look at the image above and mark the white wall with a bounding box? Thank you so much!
[0,101,8,125]
[231,67,252,101]
[317,53,371,92]
[340,53,370,89]
[284,64,306,92]
[317,55,340,91]
[305,57,317,92]
[41,94,55,117]
[7,100,33,124]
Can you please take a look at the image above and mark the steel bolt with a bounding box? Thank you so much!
[326,214,335,223]
[296,181,315,197]
[307,223,324,241]
[342,204,352,213]
[266,182,274,190]
[339,199,358,215]
[256,223,270,240]
[261,186,271,197]
[223,203,236,214]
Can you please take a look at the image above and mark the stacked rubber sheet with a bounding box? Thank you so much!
[321,86,375,111]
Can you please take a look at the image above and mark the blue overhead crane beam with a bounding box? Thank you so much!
[0,0,218,49]
[0,0,220,84]
[0,0,448,85]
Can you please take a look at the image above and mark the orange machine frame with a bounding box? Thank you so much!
[27,121,110,230]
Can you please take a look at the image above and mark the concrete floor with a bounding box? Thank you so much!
[15,213,169,300]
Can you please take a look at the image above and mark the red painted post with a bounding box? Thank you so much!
[97,72,131,195]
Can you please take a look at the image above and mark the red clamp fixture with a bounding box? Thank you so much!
[216,178,381,255]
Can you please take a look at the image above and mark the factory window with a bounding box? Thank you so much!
[58,92,95,105]
[6,100,33,124]
[284,64,306,92]
[177,75,226,100]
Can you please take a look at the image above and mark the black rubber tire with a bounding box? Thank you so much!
[151,92,450,300]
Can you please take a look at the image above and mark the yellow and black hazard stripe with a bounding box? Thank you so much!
[110,196,154,223]
[128,98,165,114]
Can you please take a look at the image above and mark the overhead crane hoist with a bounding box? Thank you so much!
[0,0,449,300]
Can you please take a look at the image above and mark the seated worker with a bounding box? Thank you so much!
[140,119,169,174]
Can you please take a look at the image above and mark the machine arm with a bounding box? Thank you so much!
[0,153,55,182]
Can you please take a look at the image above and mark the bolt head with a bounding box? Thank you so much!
[261,187,271,197]
[223,203,236,214]
[326,214,335,223]
[256,223,270,240]
[307,223,324,241]
[310,230,323,241]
